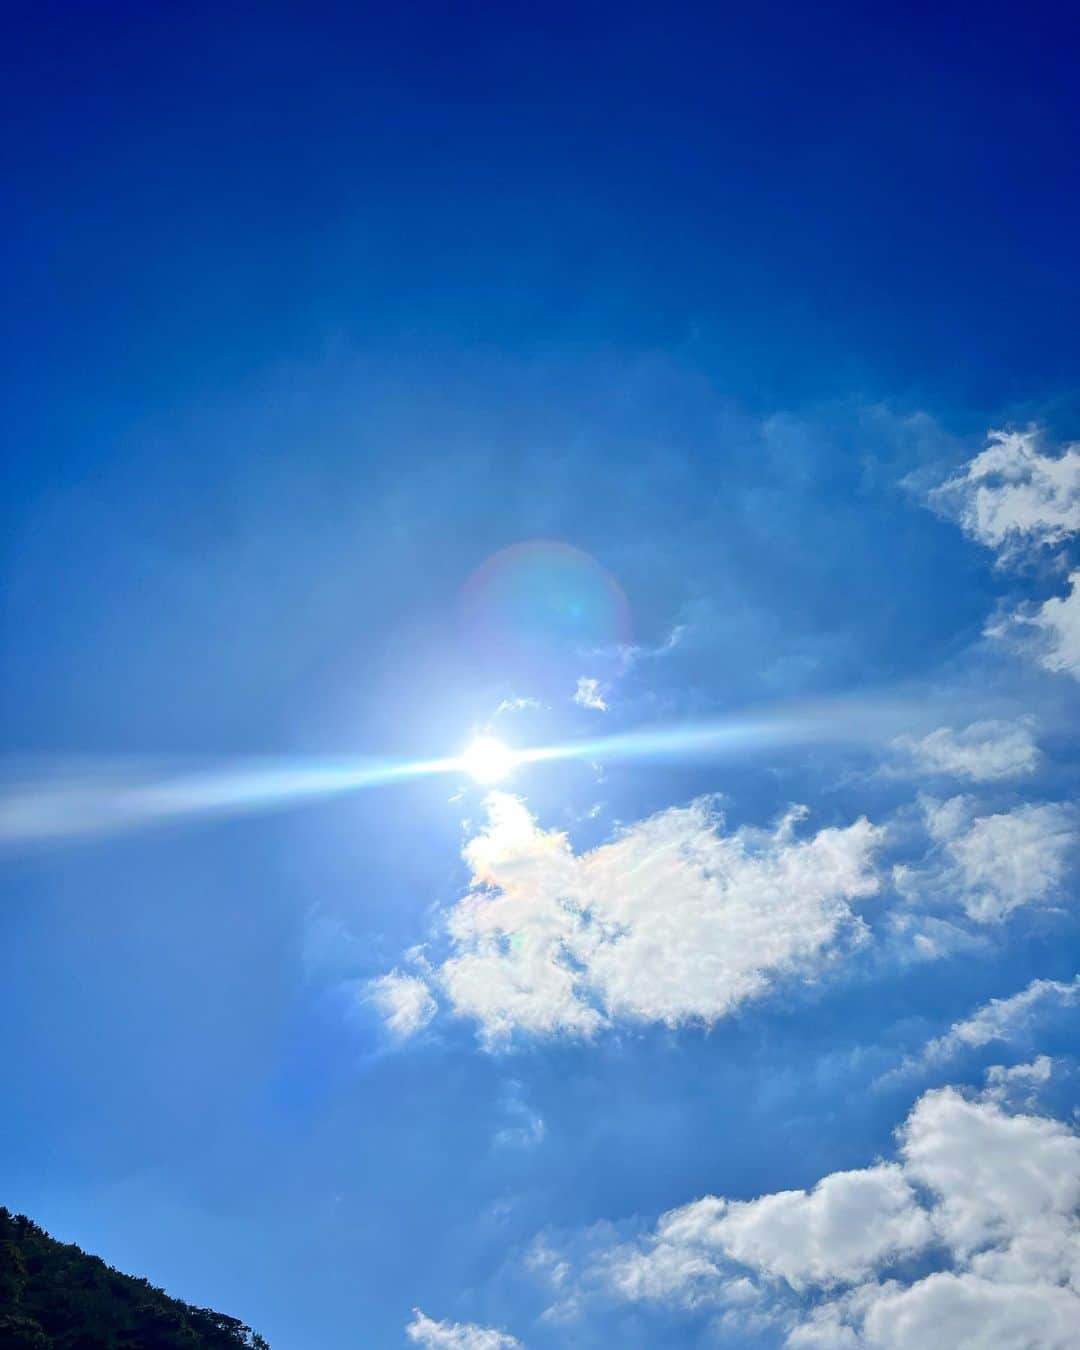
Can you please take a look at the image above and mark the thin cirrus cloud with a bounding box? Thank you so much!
[572,676,608,712]
[893,720,1040,782]
[405,1309,522,1349]
[545,1067,1080,1349]
[373,791,883,1045]
[879,974,1080,1085]
[919,975,1080,1069]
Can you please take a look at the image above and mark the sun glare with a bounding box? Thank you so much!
[461,735,516,783]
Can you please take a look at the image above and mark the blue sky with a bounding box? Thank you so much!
[3,5,1080,1347]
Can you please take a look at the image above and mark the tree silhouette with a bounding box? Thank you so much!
[0,1209,269,1349]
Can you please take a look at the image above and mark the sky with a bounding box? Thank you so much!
[3,4,1080,1347]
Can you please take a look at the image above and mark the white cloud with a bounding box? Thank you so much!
[611,623,686,673]
[919,796,1075,923]
[493,696,541,717]
[645,1164,931,1292]
[919,976,1080,1068]
[858,1273,1080,1350]
[600,1234,727,1305]
[404,793,882,1044]
[885,911,989,965]
[900,1084,1080,1256]
[984,1056,1054,1108]
[572,677,607,711]
[575,1075,1080,1349]
[367,971,437,1039]
[405,1310,521,1349]
[926,429,1080,681]
[895,720,1039,782]
[1024,570,1080,679]
[929,427,1080,562]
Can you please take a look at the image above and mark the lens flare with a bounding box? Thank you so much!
[460,736,516,783]
[461,540,631,668]
[0,691,962,848]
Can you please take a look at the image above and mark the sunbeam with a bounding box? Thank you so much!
[0,691,981,847]
[0,754,460,845]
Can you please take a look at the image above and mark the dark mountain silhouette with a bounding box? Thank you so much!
[0,1208,269,1349]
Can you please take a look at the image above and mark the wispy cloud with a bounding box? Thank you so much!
[893,720,1040,782]
[572,677,607,712]
[612,622,687,672]
[983,1055,1055,1108]
[898,796,1076,924]
[989,570,1080,681]
[892,975,1080,1079]
[926,427,1080,684]
[493,697,542,718]
[578,622,687,707]
[929,427,1080,564]
[493,1079,546,1150]
[367,972,437,1039]
[405,1309,521,1348]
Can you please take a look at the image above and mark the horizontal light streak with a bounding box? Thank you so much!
[0,692,965,847]
[0,755,460,845]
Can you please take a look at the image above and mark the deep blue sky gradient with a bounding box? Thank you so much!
[3,4,1080,1347]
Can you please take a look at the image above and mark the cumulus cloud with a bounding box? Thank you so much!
[638,1164,932,1293]
[572,677,608,711]
[405,1309,521,1348]
[855,1273,1080,1350]
[367,971,437,1038]
[894,720,1039,782]
[913,796,1075,923]
[901,1083,1080,1256]
[929,427,1080,562]
[572,1074,1080,1348]
[391,793,882,1044]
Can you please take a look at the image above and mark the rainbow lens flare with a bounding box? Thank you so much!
[460,540,631,667]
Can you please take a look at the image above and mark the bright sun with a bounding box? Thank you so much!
[461,735,516,783]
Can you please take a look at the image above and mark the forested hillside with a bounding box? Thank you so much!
[0,1209,268,1348]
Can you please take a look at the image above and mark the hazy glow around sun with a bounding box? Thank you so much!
[461,735,516,783]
